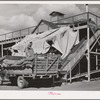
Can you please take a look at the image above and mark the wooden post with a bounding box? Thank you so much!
[65,73,67,85]
[70,67,72,83]
[7,49,8,55]
[96,16,98,70]
[52,76,55,87]
[87,12,90,82]
[96,16,98,26]
[46,54,48,73]
[79,62,81,75]
[96,48,98,70]
[57,56,59,72]
[1,44,3,57]
[35,54,37,75]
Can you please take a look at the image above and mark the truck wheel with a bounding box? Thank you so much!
[0,76,3,85]
[17,76,28,89]
[0,80,3,85]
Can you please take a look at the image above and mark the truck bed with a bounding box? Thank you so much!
[0,54,61,78]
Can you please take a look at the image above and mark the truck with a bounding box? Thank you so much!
[0,54,66,88]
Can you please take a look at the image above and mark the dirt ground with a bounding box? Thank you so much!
[0,79,100,90]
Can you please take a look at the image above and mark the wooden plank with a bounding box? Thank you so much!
[46,55,48,73]
[65,73,68,84]
[32,20,43,34]
[89,26,100,45]
[47,56,59,72]
[36,66,46,69]
[36,62,46,65]
[68,72,87,80]
[67,68,100,81]
[7,68,32,75]
[78,62,81,75]
[1,44,3,57]
[90,51,100,55]
[35,71,58,74]
[34,54,37,75]
[96,48,98,70]
[73,25,87,30]
[36,65,57,70]
[70,65,72,83]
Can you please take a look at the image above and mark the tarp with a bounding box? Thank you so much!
[11,26,79,59]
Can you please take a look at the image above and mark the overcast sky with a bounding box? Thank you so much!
[0,4,99,35]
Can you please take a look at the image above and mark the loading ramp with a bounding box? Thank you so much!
[60,25,100,82]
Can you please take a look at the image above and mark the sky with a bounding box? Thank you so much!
[0,4,99,35]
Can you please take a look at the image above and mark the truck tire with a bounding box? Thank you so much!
[0,76,3,85]
[17,76,28,88]
[0,80,3,85]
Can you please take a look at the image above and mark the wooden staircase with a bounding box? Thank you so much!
[61,29,100,74]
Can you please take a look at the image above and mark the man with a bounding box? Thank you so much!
[25,42,34,58]
[12,42,35,66]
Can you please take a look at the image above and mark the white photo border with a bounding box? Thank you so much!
[0,1,100,99]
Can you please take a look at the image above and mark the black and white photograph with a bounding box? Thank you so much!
[0,1,100,99]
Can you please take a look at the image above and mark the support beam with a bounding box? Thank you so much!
[52,76,55,87]
[87,12,90,82]
[32,20,43,34]
[65,73,68,85]
[67,68,100,81]
[90,34,100,52]
[96,48,98,70]
[89,26,100,45]
[79,62,81,75]
[70,67,72,83]
[90,51,100,55]
[1,44,3,57]
[73,25,87,30]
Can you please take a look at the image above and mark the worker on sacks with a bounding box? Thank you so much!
[12,42,35,66]
[25,42,34,58]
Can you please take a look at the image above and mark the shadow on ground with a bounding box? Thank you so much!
[1,78,62,89]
